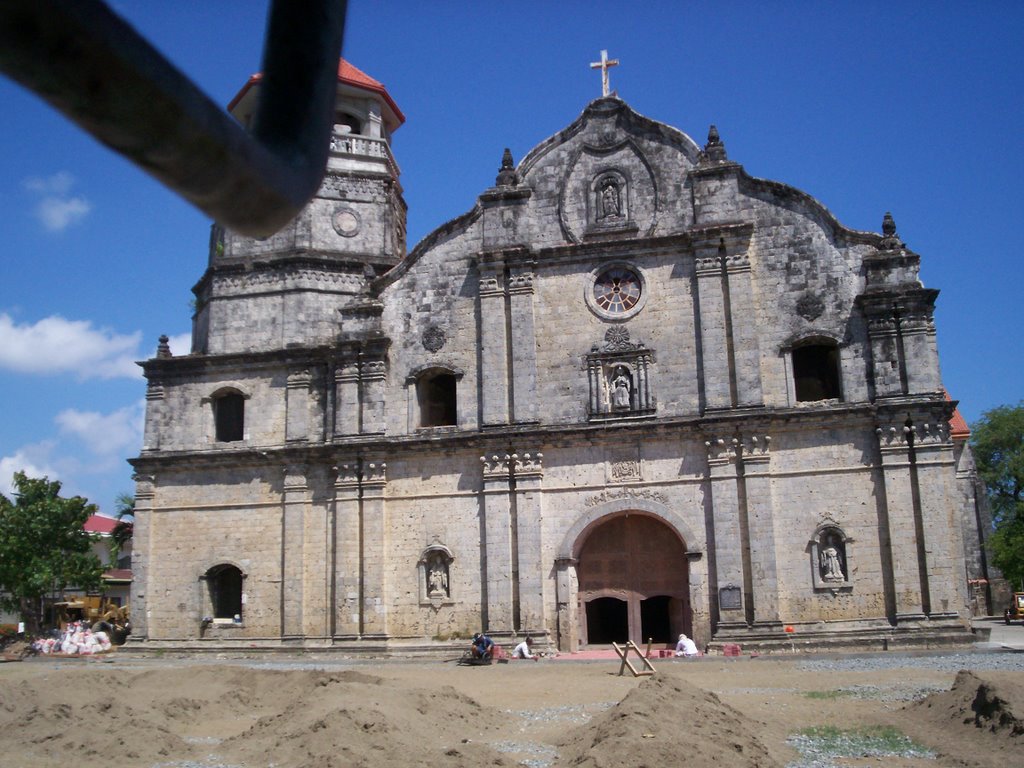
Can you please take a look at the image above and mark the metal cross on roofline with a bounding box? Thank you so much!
[590,49,619,97]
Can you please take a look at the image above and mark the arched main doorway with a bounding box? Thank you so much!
[577,513,689,647]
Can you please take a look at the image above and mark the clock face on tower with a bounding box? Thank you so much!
[332,208,360,237]
[593,266,641,314]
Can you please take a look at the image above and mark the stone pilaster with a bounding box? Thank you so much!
[479,169,531,250]
[360,458,388,637]
[128,474,155,641]
[555,557,578,652]
[686,551,711,650]
[705,436,745,628]
[512,452,545,635]
[360,358,387,435]
[481,454,514,634]
[910,420,963,618]
[508,261,539,424]
[725,254,764,407]
[863,308,904,397]
[740,435,780,627]
[332,462,361,637]
[333,356,360,436]
[281,464,308,639]
[690,148,744,225]
[142,380,164,452]
[286,367,312,442]
[478,254,510,426]
[302,474,331,641]
[876,422,928,621]
[695,247,731,410]
[900,298,942,394]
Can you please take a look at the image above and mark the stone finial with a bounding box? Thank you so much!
[880,211,904,250]
[703,124,728,163]
[156,334,172,358]
[495,148,518,187]
[882,211,896,236]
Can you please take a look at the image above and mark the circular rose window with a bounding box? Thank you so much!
[593,266,642,314]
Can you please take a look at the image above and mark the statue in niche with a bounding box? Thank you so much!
[611,366,632,410]
[599,180,621,219]
[819,533,846,582]
[427,553,449,596]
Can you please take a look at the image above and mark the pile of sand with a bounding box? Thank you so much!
[0,664,512,767]
[904,669,1024,768]
[4,659,1021,768]
[557,669,781,768]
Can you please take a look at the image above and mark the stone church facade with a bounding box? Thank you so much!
[130,60,989,652]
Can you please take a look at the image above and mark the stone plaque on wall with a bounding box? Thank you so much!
[719,585,742,611]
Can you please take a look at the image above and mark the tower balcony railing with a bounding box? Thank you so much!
[329,134,401,179]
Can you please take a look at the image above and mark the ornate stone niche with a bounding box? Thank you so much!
[809,522,852,591]
[591,170,630,229]
[585,327,655,420]
[418,544,454,608]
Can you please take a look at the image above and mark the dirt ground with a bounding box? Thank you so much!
[0,651,1021,768]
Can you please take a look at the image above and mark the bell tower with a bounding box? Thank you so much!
[192,60,406,355]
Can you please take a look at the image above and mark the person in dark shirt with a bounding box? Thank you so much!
[471,632,494,661]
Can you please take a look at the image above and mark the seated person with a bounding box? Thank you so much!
[471,632,495,661]
[675,633,699,658]
[513,636,538,661]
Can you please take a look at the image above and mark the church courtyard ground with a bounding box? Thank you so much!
[1,623,1021,767]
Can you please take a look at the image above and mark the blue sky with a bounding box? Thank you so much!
[1,1,1021,514]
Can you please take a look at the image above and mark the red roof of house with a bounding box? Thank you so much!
[227,58,404,126]
[84,514,118,535]
[101,568,132,583]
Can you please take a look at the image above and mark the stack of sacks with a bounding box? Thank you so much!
[31,621,112,655]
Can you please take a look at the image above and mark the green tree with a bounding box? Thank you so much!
[970,402,1024,588]
[109,492,135,566]
[0,472,103,632]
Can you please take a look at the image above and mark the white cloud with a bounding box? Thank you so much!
[0,447,60,498]
[23,172,92,232]
[0,313,142,379]
[36,196,92,231]
[166,332,192,356]
[56,401,144,457]
[24,171,74,195]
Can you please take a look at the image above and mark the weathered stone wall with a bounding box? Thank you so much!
[132,93,976,652]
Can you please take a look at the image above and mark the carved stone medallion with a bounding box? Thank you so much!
[796,292,825,321]
[422,326,446,352]
[332,207,361,237]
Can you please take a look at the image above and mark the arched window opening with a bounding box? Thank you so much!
[207,564,243,620]
[336,113,362,135]
[214,391,245,442]
[793,343,842,402]
[417,371,457,427]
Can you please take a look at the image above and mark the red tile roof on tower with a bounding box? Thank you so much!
[227,58,404,126]
[945,389,971,440]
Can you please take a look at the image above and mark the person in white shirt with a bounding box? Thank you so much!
[675,633,699,657]
[513,636,538,661]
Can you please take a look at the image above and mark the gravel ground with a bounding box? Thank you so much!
[795,650,1024,674]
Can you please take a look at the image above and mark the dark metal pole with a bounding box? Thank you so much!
[0,0,346,238]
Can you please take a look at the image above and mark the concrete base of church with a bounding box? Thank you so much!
[123,622,976,657]
[708,618,975,655]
